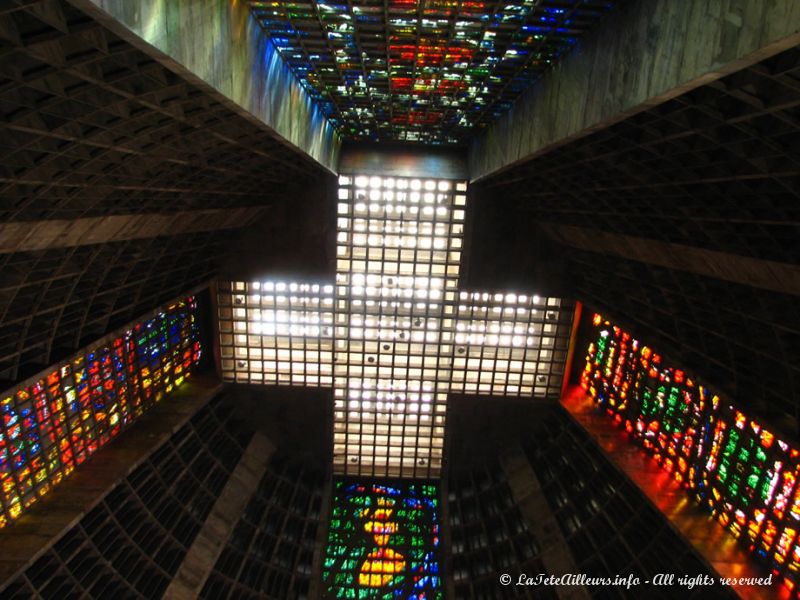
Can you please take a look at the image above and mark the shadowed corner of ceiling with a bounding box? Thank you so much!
[217,173,338,282]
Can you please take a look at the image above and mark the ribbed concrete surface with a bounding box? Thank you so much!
[470,0,800,180]
[499,444,591,600]
[164,432,275,600]
[543,224,800,296]
[69,0,340,171]
[0,207,265,253]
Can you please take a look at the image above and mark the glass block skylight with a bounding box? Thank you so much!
[218,175,574,478]
[246,0,618,143]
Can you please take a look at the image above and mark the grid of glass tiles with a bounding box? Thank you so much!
[218,282,335,386]
[218,175,574,479]
[452,291,567,397]
[333,175,463,479]
[246,0,618,143]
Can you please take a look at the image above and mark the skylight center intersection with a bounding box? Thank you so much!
[218,173,574,479]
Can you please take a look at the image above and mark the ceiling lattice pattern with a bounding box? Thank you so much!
[0,0,320,223]
[471,45,800,434]
[485,46,800,264]
[247,0,616,144]
[0,0,330,383]
[218,174,575,479]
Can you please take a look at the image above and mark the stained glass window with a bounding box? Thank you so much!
[0,296,201,528]
[582,313,800,591]
[323,479,442,599]
[246,0,617,143]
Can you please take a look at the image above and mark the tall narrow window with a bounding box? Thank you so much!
[0,296,201,528]
[323,479,442,599]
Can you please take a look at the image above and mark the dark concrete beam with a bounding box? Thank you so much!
[470,0,800,181]
[499,444,590,600]
[164,432,275,599]
[339,144,469,180]
[307,479,333,599]
[543,223,800,296]
[0,207,265,253]
[68,0,340,172]
[0,376,222,588]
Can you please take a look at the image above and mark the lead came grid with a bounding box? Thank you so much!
[217,175,575,479]
[246,0,618,144]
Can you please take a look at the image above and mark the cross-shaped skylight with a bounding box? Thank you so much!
[217,175,574,478]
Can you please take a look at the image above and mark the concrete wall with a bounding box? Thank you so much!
[338,144,469,180]
[469,0,800,180]
[71,0,340,172]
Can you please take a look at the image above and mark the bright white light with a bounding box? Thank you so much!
[219,174,569,479]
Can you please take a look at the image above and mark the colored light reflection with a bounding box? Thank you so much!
[323,479,442,598]
[582,313,800,589]
[0,297,201,528]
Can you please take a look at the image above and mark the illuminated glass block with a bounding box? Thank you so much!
[220,175,574,479]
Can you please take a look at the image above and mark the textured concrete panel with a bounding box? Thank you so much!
[545,224,800,296]
[69,0,340,172]
[164,432,275,600]
[499,445,590,600]
[0,207,266,253]
[470,0,800,180]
